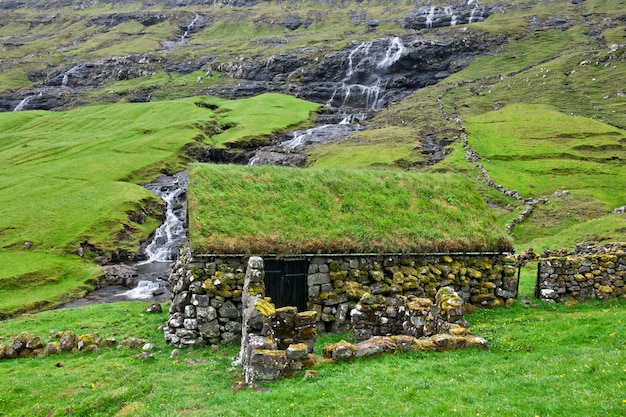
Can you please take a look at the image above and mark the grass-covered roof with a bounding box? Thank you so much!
[188,164,513,255]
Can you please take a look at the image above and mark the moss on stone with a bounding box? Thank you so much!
[254,298,276,317]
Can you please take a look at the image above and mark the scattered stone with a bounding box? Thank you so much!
[146,303,163,314]
[43,342,61,356]
[59,331,78,352]
[120,338,146,349]
[302,369,319,380]
[136,352,154,360]
[231,381,248,392]
[186,358,208,365]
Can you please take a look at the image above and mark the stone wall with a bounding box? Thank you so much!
[164,245,517,347]
[322,286,489,362]
[351,287,468,343]
[234,256,316,386]
[537,243,626,302]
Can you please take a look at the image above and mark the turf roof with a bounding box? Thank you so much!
[188,164,513,255]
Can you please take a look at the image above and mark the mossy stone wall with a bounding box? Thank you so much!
[537,245,626,302]
[164,245,517,347]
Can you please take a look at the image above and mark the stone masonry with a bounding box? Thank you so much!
[537,243,626,302]
[164,244,517,347]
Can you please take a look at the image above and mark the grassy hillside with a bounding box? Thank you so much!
[465,104,626,245]
[0,0,418,103]
[0,93,317,316]
[307,0,626,251]
[188,164,512,255]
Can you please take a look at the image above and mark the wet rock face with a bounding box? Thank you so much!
[0,0,257,10]
[212,33,500,111]
[86,12,170,28]
[403,4,495,30]
[46,56,163,89]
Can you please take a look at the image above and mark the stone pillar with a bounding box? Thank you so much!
[236,256,280,384]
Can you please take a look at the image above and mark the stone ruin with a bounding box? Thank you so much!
[322,286,488,362]
[235,256,317,385]
[233,257,488,385]
[163,245,517,347]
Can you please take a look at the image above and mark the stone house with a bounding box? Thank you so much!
[164,165,517,347]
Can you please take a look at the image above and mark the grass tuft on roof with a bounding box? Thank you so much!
[188,164,513,255]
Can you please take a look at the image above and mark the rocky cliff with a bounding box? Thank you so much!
[0,0,512,113]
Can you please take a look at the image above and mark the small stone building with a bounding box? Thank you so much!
[164,165,517,347]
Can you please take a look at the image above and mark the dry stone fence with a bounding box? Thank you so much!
[164,244,517,347]
[536,243,626,302]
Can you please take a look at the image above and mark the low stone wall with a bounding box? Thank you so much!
[0,331,144,360]
[351,287,468,343]
[537,244,626,302]
[235,256,316,386]
[164,245,516,346]
[323,334,489,362]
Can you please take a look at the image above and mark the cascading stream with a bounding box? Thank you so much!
[328,36,407,112]
[249,37,406,166]
[121,171,188,299]
[61,172,188,308]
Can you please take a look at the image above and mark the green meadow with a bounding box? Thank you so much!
[0,0,625,415]
[0,275,624,416]
[0,94,317,317]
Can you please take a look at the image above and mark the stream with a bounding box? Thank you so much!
[60,172,187,308]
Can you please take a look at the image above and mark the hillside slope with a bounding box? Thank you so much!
[0,0,625,313]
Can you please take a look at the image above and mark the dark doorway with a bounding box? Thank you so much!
[264,259,308,312]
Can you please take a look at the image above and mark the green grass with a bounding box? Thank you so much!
[188,164,512,255]
[522,214,626,253]
[463,103,626,246]
[307,141,420,169]
[0,251,100,317]
[0,94,317,314]
[465,104,626,201]
[205,93,320,148]
[0,293,624,416]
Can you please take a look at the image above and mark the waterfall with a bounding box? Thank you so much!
[13,92,43,112]
[14,96,32,112]
[281,129,310,149]
[425,7,437,28]
[116,171,187,301]
[328,36,406,111]
[469,5,485,23]
[139,171,187,265]
[444,7,458,26]
[377,37,407,69]
[281,123,362,150]
[120,280,161,300]
[181,14,201,42]
[62,64,81,88]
